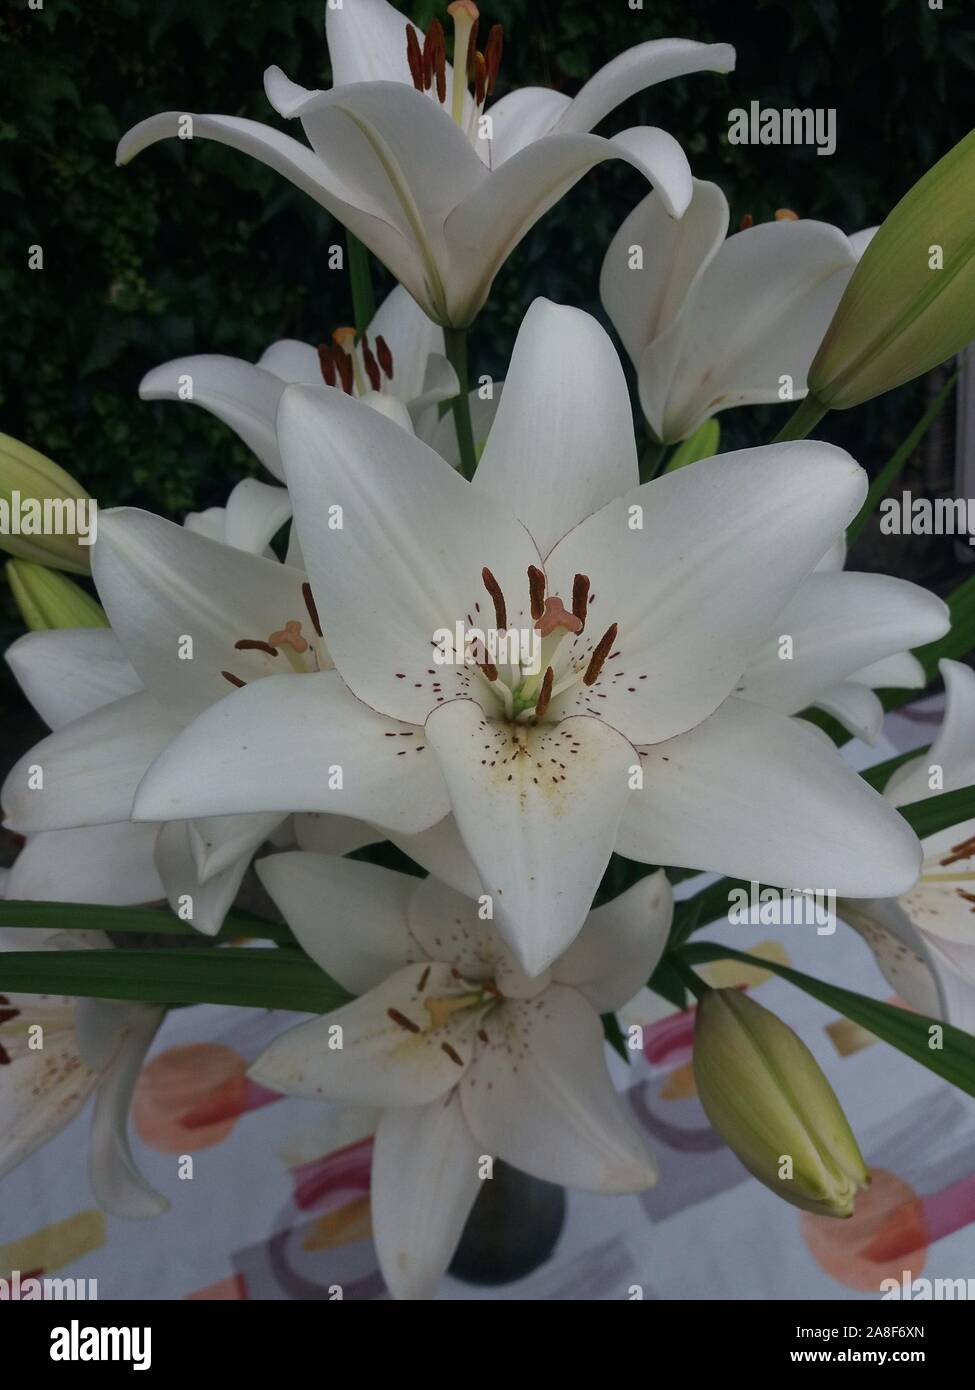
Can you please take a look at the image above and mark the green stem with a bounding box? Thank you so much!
[443,326,478,480]
[846,370,958,543]
[668,952,709,1004]
[773,392,829,442]
[346,231,375,336]
[638,439,666,482]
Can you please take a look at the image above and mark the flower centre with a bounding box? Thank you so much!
[221,582,325,688]
[475,564,618,722]
[404,4,503,144]
[318,328,394,398]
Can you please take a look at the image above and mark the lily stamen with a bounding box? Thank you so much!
[583,622,618,686]
[234,638,278,657]
[481,564,507,630]
[376,335,394,380]
[528,565,545,621]
[572,573,590,630]
[534,665,555,719]
[302,581,323,637]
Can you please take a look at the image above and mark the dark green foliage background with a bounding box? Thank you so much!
[2,0,973,512]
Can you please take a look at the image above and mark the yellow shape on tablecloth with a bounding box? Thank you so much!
[699,939,790,989]
[301,1195,372,1252]
[0,1208,105,1278]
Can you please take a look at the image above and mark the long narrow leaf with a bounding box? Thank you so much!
[0,947,349,1013]
[0,899,296,946]
[681,941,975,1098]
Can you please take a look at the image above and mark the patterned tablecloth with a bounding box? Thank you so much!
[3,692,972,1301]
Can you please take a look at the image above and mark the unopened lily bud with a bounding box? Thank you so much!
[0,432,95,573]
[693,988,869,1217]
[808,129,975,410]
[6,559,108,632]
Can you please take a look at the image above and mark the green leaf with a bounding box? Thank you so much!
[664,418,720,472]
[897,784,975,839]
[846,371,958,543]
[0,947,350,1014]
[680,942,975,1098]
[0,899,296,947]
[602,1011,631,1063]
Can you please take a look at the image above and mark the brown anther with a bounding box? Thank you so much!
[739,212,754,230]
[535,596,582,637]
[572,573,590,630]
[528,565,546,621]
[418,965,431,991]
[317,344,337,387]
[361,339,381,392]
[387,1007,421,1034]
[534,665,555,719]
[583,622,618,686]
[376,334,394,380]
[435,38,447,103]
[441,1041,465,1066]
[775,207,799,221]
[0,1007,20,1026]
[473,51,487,106]
[333,346,354,395]
[484,23,503,94]
[234,639,278,657]
[222,671,246,688]
[481,565,507,631]
[479,659,500,683]
[422,19,443,92]
[302,581,323,638]
[405,23,424,91]
[0,1042,10,1065]
[939,834,975,867]
[269,619,309,654]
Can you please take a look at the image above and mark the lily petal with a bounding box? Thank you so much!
[132,671,449,835]
[546,442,867,745]
[278,384,539,725]
[154,821,252,937]
[473,299,638,556]
[6,628,141,729]
[93,508,322,717]
[618,698,922,897]
[8,822,164,906]
[737,573,948,716]
[187,810,286,883]
[554,870,673,1012]
[553,39,736,137]
[425,700,636,975]
[3,692,184,833]
[885,660,975,806]
[460,985,657,1191]
[88,1004,169,1219]
[249,961,476,1106]
[371,1093,482,1301]
[256,851,415,994]
[814,682,886,744]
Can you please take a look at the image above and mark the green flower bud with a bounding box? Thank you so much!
[6,559,107,632]
[693,988,869,1217]
[665,418,720,472]
[0,431,95,573]
[808,129,975,410]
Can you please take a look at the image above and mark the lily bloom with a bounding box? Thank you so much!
[0,918,166,1218]
[140,286,474,480]
[840,659,975,1034]
[116,0,734,326]
[249,851,671,1299]
[132,299,921,975]
[1,482,363,935]
[600,180,875,443]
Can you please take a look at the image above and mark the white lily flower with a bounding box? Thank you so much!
[841,660,975,1034]
[249,851,670,1299]
[139,286,483,478]
[116,0,734,326]
[132,299,920,975]
[0,922,166,1218]
[601,180,875,443]
[731,537,948,745]
[1,486,351,935]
